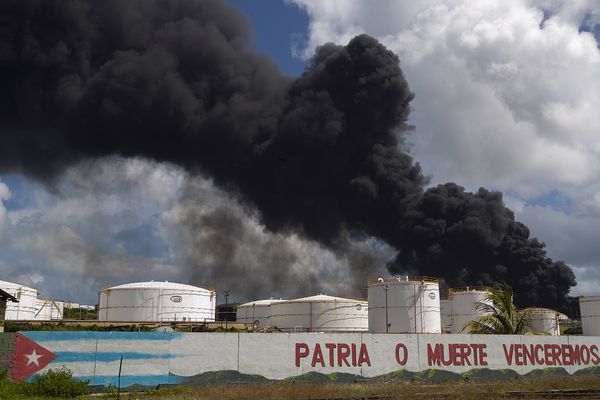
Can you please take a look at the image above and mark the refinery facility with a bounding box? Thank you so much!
[0,276,591,336]
[6,275,600,388]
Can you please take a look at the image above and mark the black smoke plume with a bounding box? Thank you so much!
[0,0,576,310]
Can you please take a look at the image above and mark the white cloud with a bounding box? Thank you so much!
[292,0,600,295]
[0,158,187,303]
[293,0,600,195]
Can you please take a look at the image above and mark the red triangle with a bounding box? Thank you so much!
[12,334,57,382]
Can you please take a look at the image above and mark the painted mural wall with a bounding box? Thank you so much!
[4,331,600,387]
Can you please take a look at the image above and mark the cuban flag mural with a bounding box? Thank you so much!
[10,331,244,387]
[12,334,57,382]
[9,331,600,387]
[13,332,187,387]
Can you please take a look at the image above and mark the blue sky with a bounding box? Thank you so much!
[3,0,600,306]
[227,0,308,76]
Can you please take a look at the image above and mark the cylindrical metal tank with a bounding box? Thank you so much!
[449,287,492,334]
[580,296,600,336]
[527,307,560,335]
[0,280,38,320]
[236,298,284,328]
[269,295,368,332]
[368,277,441,334]
[98,281,216,322]
[440,299,452,333]
[34,299,64,320]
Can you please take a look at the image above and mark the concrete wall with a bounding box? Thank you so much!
[0,333,15,372]
[0,299,6,332]
[5,331,600,387]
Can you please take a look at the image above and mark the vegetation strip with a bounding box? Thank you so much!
[506,388,600,398]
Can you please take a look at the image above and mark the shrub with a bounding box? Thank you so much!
[0,368,35,399]
[26,368,90,398]
[562,325,582,335]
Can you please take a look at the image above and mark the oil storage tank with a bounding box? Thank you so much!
[579,296,600,336]
[34,299,64,320]
[440,299,452,333]
[449,287,491,333]
[269,295,368,332]
[0,280,37,320]
[98,281,216,322]
[368,277,441,334]
[527,307,560,335]
[236,298,284,328]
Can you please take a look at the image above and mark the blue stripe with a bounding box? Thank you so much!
[23,331,180,341]
[87,374,184,387]
[27,374,182,387]
[54,352,175,362]
[24,331,99,341]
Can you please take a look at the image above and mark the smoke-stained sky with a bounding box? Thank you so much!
[0,0,597,311]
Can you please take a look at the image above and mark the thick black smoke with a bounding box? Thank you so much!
[0,0,576,310]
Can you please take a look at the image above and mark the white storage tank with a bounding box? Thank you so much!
[269,294,368,332]
[236,298,284,328]
[34,300,64,320]
[527,307,560,336]
[0,280,38,320]
[440,299,452,333]
[449,286,492,334]
[98,281,216,322]
[368,277,441,334]
[579,296,600,336]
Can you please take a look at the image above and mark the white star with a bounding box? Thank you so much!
[25,349,43,367]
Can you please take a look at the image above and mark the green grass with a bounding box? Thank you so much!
[74,375,600,400]
[2,366,600,399]
[70,374,600,400]
[4,321,155,332]
[3,368,600,399]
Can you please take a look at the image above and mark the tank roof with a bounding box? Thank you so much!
[238,298,285,307]
[287,294,366,303]
[579,295,600,301]
[525,307,558,313]
[368,276,439,285]
[448,286,491,296]
[103,281,213,292]
[524,307,570,320]
[0,279,36,291]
